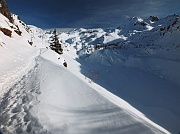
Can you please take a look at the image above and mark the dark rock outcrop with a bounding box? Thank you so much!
[0,0,14,23]
[148,16,159,22]
[0,27,12,37]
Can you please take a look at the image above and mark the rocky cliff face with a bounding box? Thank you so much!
[0,0,13,23]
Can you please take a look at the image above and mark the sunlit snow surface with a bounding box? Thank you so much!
[1,13,180,134]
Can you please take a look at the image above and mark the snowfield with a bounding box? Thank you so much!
[1,11,180,134]
[32,53,169,134]
[0,49,169,134]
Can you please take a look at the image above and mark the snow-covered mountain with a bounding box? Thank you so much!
[57,14,180,59]
[46,14,180,133]
[0,0,180,133]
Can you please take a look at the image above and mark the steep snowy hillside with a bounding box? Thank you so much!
[0,0,51,97]
[45,14,180,134]
[0,13,39,95]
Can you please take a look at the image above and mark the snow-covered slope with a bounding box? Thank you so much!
[0,48,169,134]
[0,4,179,134]
[0,14,170,133]
[32,54,169,134]
[43,14,180,133]
[0,13,41,96]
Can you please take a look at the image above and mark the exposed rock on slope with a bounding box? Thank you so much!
[0,0,13,23]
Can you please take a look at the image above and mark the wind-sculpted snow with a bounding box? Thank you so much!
[31,56,168,134]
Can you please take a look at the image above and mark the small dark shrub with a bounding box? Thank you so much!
[28,40,33,46]
[63,62,67,68]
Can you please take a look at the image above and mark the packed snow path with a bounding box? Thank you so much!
[0,56,45,134]
[0,54,168,134]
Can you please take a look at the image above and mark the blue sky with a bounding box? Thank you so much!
[6,0,180,29]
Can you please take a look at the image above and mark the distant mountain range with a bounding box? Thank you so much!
[50,14,180,61]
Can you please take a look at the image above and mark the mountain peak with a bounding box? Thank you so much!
[129,16,144,22]
[148,16,159,22]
